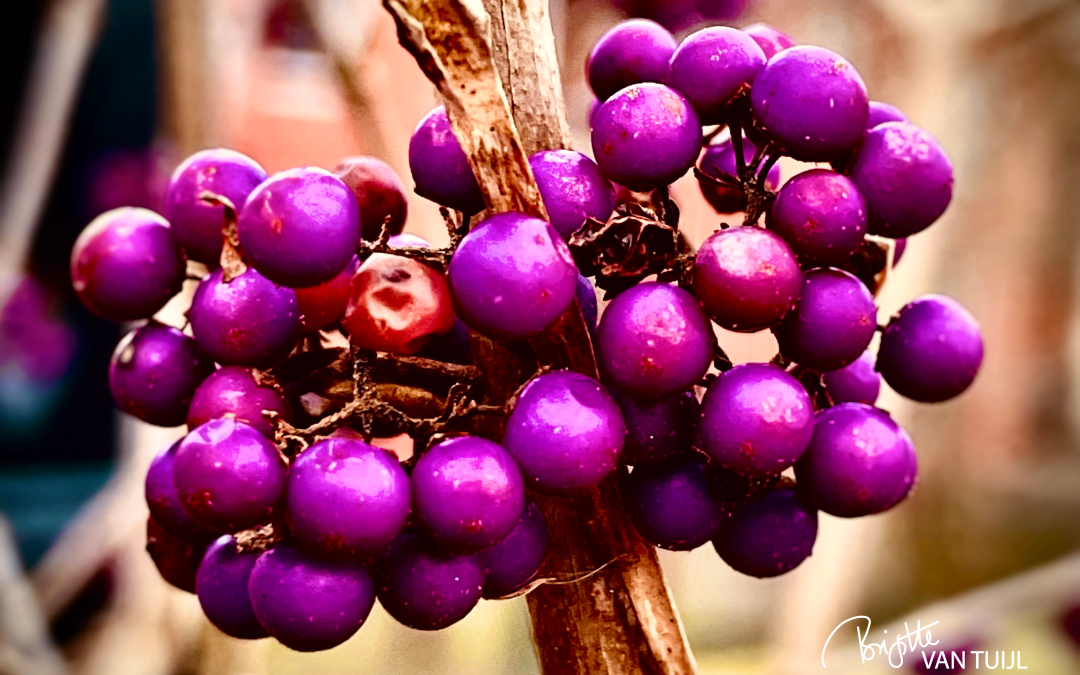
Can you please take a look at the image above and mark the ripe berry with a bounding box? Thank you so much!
[375,533,486,631]
[146,441,213,541]
[742,23,796,60]
[188,267,300,368]
[851,122,954,238]
[332,156,408,241]
[694,227,802,332]
[409,107,485,214]
[597,282,715,400]
[614,388,699,467]
[623,457,726,551]
[796,403,917,517]
[751,46,869,161]
[697,137,781,214]
[448,212,577,341]
[174,419,287,533]
[411,436,525,552]
[70,207,185,321]
[249,543,376,651]
[109,322,213,426]
[286,436,411,561]
[478,502,548,599]
[186,366,289,438]
[195,536,267,639]
[591,83,702,191]
[666,27,766,125]
[774,268,877,371]
[238,168,360,288]
[822,350,880,405]
[503,370,626,490]
[529,149,615,240]
[877,294,983,402]
[767,169,868,265]
[867,101,907,129]
[146,517,205,593]
[713,487,818,578]
[587,19,677,101]
[166,149,267,265]
[700,363,815,477]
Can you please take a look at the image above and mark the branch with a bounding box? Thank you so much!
[383,2,698,674]
[382,0,547,219]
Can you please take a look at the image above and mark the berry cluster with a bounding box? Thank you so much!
[70,16,983,653]
[579,19,981,575]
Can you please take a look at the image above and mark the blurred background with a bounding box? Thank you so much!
[1,0,1079,673]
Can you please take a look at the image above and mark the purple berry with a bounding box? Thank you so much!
[146,441,212,541]
[447,212,577,341]
[591,83,702,191]
[767,169,868,265]
[851,122,954,238]
[503,370,626,490]
[700,364,814,477]
[774,268,877,371]
[286,437,411,561]
[751,46,869,161]
[867,101,907,129]
[477,502,548,599]
[187,366,289,438]
[109,323,213,426]
[375,533,486,631]
[697,137,781,214]
[188,267,300,368]
[713,487,817,578]
[694,227,802,332]
[248,544,375,651]
[666,27,766,125]
[411,436,525,552]
[166,149,267,264]
[877,294,983,403]
[409,106,485,215]
[742,23,795,60]
[587,19,677,101]
[196,536,267,639]
[238,168,360,288]
[623,457,726,551]
[529,149,616,240]
[795,403,916,517]
[174,419,287,532]
[387,232,430,248]
[70,207,185,321]
[332,156,408,241]
[597,283,714,400]
[147,517,206,593]
[822,350,880,405]
[576,272,599,332]
[614,389,698,467]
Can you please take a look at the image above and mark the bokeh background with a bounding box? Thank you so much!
[2,0,1079,674]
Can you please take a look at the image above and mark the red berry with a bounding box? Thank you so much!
[343,254,455,354]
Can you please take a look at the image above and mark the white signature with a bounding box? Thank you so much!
[822,615,939,668]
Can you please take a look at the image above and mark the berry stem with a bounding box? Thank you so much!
[384,1,697,673]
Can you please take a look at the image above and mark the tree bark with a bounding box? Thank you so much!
[382,1,697,674]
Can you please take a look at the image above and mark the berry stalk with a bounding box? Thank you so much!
[383,0,697,673]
